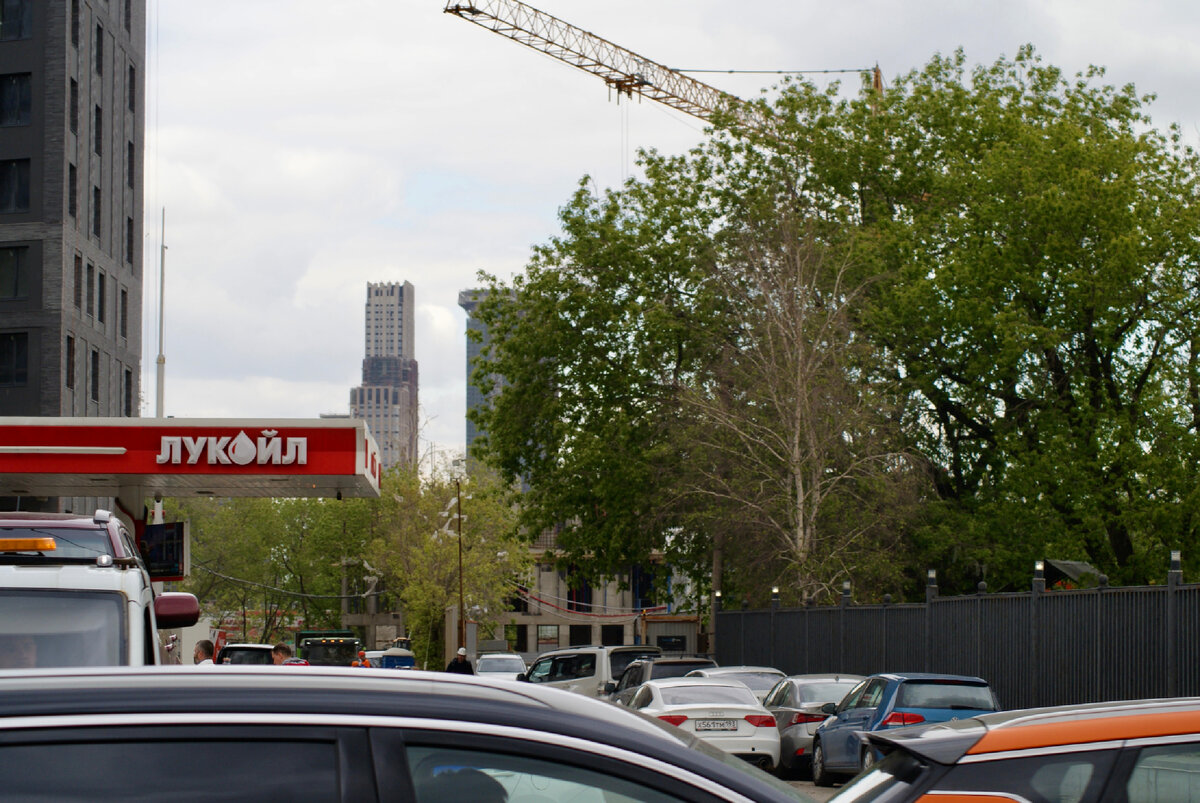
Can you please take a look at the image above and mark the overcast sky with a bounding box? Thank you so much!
[142,1,1200,464]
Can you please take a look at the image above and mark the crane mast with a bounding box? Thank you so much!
[443,0,745,124]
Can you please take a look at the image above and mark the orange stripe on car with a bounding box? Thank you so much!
[968,710,1200,754]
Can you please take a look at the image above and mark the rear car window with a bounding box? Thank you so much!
[651,662,714,679]
[896,681,996,710]
[661,685,758,706]
[223,649,273,665]
[0,735,340,800]
[797,680,860,703]
[719,671,783,692]
[610,650,659,678]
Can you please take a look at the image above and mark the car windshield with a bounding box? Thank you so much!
[477,656,525,673]
[797,680,860,703]
[302,640,359,666]
[0,527,114,559]
[661,684,758,707]
[0,589,125,667]
[718,671,783,691]
[897,681,995,710]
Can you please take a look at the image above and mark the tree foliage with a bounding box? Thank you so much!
[176,464,529,662]
[471,45,1200,600]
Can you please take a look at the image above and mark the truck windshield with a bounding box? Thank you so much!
[302,640,359,666]
[0,527,115,559]
[0,590,125,667]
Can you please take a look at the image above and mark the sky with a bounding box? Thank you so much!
[141,0,1200,466]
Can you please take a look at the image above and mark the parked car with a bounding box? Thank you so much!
[0,666,811,802]
[762,673,865,778]
[610,656,719,706]
[215,643,274,665]
[685,665,787,702]
[522,644,661,697]
[811,672,999,785]
[628,677,781,771]
[475,652,527,681]
[833,696,1200,802]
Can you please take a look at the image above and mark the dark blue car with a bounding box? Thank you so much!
[810,672,999,786]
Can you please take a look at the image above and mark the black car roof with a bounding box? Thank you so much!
[0,667,799,800]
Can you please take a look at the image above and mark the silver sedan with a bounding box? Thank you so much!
[763,673,865,779]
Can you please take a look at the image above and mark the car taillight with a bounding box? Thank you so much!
[881,711,925,727]
[790,712,827,726]
[745,715,776,728]
[658,715,688,726]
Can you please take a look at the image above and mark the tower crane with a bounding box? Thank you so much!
[443,0,749,125]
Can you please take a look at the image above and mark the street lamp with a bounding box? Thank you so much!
[456,476,465,650]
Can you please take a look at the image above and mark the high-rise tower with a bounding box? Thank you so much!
[351,281,418,469]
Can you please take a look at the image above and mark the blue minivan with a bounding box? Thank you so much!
[811,672,999,785]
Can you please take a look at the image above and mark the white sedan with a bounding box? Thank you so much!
[627,677,781,771]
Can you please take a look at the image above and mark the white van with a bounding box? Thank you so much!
[522,645,661,697]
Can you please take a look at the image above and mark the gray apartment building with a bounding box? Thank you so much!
[0,2,144,512]
[350,281,418,470]
[0,0,144,421]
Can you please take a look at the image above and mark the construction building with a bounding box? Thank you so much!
[350,281,418,469]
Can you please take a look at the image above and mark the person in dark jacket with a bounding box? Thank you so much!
[445,647,474,674]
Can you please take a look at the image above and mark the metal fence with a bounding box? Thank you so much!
[714,557,1199,709]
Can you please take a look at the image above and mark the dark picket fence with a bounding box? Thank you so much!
[714,556,1199,710]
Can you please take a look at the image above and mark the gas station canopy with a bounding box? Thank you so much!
[0,417,382,510]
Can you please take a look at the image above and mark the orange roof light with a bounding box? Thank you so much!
[0,537,57,552]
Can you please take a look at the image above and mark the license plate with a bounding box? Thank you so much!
[696,719,737,731]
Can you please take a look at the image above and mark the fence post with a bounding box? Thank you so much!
[712,590,721,659]
[770,587,780,670]
[840,580,851,672]
[1032,560,1045,707]
[925,570,937,673]
[1168,551,1182,697]
[975,582,987,679]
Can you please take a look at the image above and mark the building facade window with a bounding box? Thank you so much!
[70,79,78,134]
[0,245,26,299]
[127,65,135,112]
[71,0,79,46]
[119,288,127,338]
[92,186,100,236]
[125,217,133,263]
[123,369,132,416]
[126,141,134,188]
[68,163,77,218]
[73,255,82,310]
[0,73,31,126]
[86,262,94,316]
[94,105,102,154]
[95,25,103,74]
[97,271,106,324]
[124,0,131,33]
[65,335,75,389]
[0,159,30,213]
[0,1,32,41]
[0,332,28,386]
[90,348,100,402]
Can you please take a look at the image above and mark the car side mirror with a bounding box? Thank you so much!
[604,681,617,695]
[821,702,838,716]
[155,592,200,629]
[517,672,531,683]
